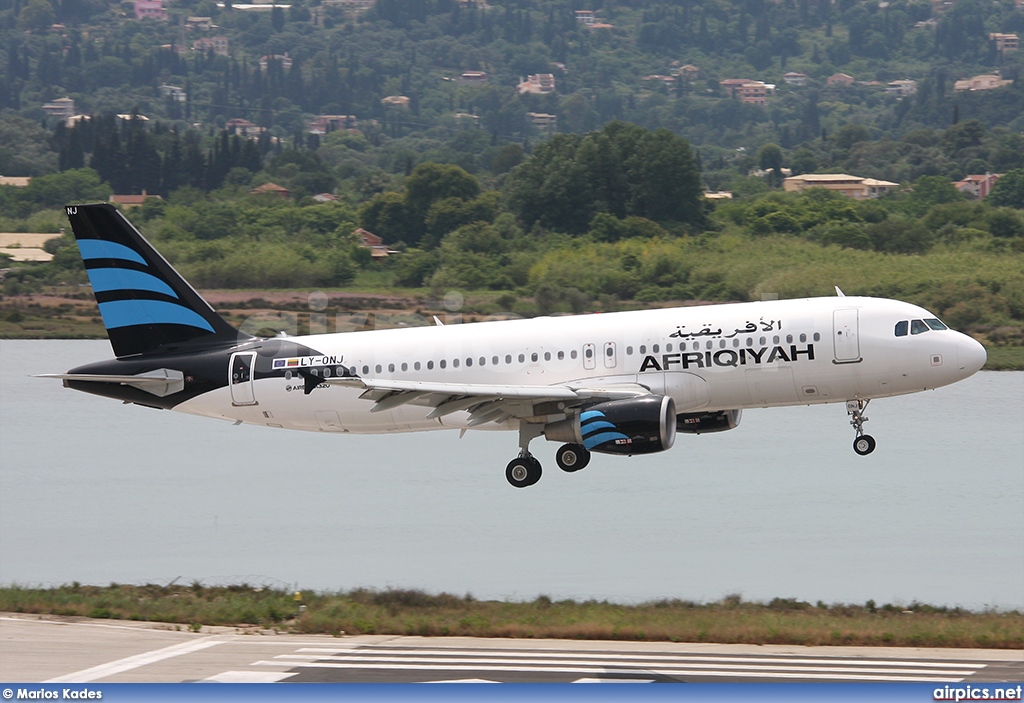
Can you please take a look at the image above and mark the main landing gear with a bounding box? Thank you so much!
[847,399,876,456]
[506,424,592,488]
[555,443,591,472]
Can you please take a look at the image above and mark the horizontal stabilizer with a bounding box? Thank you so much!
[35,368,185,397]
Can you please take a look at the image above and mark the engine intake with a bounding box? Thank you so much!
[545,395,676,455]
[676,409,742,434]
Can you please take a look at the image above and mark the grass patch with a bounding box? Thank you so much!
[983,345,1024,370]
[1,585,1021,649]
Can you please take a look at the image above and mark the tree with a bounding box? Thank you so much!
[988,169,1024,210]
[17,0,55,31]
[504,122,705,233]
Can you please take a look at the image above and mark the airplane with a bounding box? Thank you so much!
[40,203,988,488]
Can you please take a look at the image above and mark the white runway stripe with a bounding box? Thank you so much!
[272,652,977,676]
[293,647,980,668]
[253,659,969,682]
[45,636,223,683]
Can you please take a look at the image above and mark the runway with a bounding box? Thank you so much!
[2,614,1021,684]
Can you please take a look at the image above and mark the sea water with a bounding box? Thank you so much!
[1,340,1021,609]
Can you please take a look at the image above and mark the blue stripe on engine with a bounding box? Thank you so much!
[97,300,214,332]
[580,410,605,422]
[583,431,630,450]
[77,239,147,265]
[581,420,617,436]
[86,268,177,298]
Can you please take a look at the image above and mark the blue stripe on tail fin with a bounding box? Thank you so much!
[65,203,251,358]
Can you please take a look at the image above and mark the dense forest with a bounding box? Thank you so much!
[1,0,1023,357]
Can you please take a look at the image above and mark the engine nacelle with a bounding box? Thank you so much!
[544,395,676,455]
[676,409,742,434]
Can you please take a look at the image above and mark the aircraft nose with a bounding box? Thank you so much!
[956,336,987,377]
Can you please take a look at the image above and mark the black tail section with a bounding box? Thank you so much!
[65,203,251,358]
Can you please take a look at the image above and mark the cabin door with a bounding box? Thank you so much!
[832,309,862,363]
[229,351,257,406]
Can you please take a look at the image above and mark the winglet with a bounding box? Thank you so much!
[835,286,846,297]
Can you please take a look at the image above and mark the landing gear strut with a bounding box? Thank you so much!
[847,399,876,456]
[506,422,544,488]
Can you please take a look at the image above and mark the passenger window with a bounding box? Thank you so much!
[606,347,613,357]
[759,336,766,345]
[653,344,660,353]
[895,321,908,337]
[746,337,753,347]
[543,352,549,361]
[570,350,578,359]
[557,351,564,360]
[375,364,382,374]
[492,356,498,365]
[639,345,646,354]
[666,343,673,352]
[440,360,446,369]
[531,353,538,362]
[925,318,948,331]
[388,363,395,372]
[911,319,929,335]
[813,332,820,341]
[518,354,525,363]
[362,365,369,375]
[427,361,434,370]
[505,355,512,364]
[626,346,633,355]
[466,358,472,367]
[454,359,460,368]
[480,357,486,366]
[733,338,740,347]
[786,334,793,344]
[401,363,408,371]
[414,362,421,371]
[799,333,806,343]
[773,335,780,344]
[585,348,593,358]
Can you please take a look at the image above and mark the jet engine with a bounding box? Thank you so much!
[544,395,676,455]
[676,409,742,434]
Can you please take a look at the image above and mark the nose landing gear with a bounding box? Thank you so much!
[847,399,876,455]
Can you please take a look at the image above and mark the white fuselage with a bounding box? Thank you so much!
[177,296,986,435]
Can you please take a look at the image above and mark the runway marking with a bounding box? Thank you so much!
[293,647,980,668]
[253,658,971,682]
[253,645,992,683]
[44,636,224,683]
[203,671,297,683]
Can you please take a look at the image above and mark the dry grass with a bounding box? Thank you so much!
[2,585,1020,648]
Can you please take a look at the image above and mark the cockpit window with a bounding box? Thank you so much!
[925,318,948,331]
[894,321,908,337]
[911,319,929,335]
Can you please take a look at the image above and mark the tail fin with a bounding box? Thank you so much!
[65,203,251,358]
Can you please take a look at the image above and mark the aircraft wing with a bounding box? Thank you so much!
[322,376,651,425]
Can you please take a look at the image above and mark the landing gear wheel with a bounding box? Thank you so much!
[555,443,591,473]
[506,456,542,488]
[853,434,876,456]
